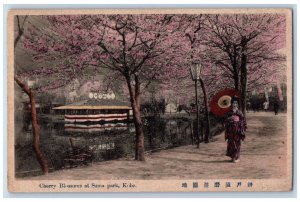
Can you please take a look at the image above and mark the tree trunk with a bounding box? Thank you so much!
[190,123,194,145]
[194,81,200,148]
[134,74,141,111]
[200,78,210,143]
[240,53,248,116]
[14,76,49,174]
[14,16,48,174]
[233,70,240,91]
[125,75,145,161]
[233,45,239,91]
[239,36,249,117]
[230,45,240,92]
[132,104,145,161]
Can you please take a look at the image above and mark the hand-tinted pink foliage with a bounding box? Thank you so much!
[18,13,287,104]
[202,14,286,91]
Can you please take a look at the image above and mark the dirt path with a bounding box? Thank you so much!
[24,112,287,180]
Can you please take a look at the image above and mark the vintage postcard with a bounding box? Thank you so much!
[7,8,293,192]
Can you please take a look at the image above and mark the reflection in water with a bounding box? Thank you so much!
[64,123,128,133]
[15,114,193,177]
[89,142,115,151]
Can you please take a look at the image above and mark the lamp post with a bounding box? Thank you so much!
[190,64,201,148]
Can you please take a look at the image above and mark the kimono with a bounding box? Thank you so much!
[224,109,246,160]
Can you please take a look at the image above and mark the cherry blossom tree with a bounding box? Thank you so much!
[14,15,48,174]
[94,15,186,160]
[22,14,187,161]
[202,14,286,115]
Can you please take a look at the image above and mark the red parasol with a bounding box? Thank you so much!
[209,89,240,117]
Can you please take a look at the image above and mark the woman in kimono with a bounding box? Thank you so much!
[224,97,247,163]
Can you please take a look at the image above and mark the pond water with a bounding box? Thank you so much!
[15,114,195,177]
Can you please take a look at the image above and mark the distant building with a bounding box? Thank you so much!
[53,90,132,134]
[165,103,177,113]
